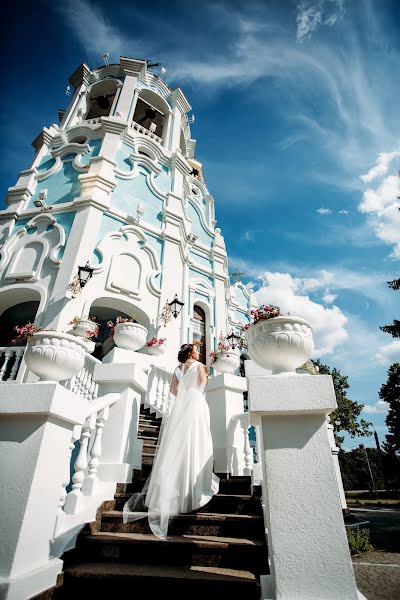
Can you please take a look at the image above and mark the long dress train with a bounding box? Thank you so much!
[123,360,219,539]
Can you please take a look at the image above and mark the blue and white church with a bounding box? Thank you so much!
[0,56,363,600]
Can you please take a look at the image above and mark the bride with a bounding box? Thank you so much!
[123,343,219,539]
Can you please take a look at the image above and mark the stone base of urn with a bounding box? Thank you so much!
[71,319,98,339]
[146,344,166,356]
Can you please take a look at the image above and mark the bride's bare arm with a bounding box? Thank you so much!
[198,363,208,388]
[170,372,179,396]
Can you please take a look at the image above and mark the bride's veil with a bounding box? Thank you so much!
[123,361,200,539]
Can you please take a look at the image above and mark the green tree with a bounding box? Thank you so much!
[314,359,371,445]
[380,279,400,338]
[379,363,400,454]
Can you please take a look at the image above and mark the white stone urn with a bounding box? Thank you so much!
[71,318,98,339]
[25,331,88,382]
[146,343,166,356]
[113,322,148,351]
[246,316,314,374]
[212,351,240,374]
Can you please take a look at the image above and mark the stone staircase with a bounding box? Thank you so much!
[35,405,268,599]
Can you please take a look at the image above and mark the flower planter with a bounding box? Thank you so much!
[246,316,314,374]
[71,319,98,339]
[212,351,240,374]
[25,331,88,382]
[113,322,148,351]
[146,344,166,356]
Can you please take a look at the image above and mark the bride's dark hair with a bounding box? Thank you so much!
[178,343,195,363]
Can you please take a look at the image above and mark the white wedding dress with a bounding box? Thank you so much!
[123,360,219,539]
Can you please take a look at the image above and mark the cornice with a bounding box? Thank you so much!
[120,57,146,77]
[69,63,92,89]
[169,88,191,114]
[171,151,192,177]
[100,116,127,136]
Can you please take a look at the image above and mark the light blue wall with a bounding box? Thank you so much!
[112,171,164,230]
[190,251,213,269]
[235,286,249,308]
[234,309,249,325]
[29,159,81,208]
[186,201,214,247]
[189,268,213,286]
[79,138,102,166]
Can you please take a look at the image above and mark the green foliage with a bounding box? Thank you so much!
[314,360,371,445]
[380,279,400,337]
[339,447,385,491]
[380,363,400,454]
[346,528,373,555]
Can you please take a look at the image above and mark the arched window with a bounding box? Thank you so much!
[192,304,206,364]
[132,90,168,140]
[85,80,118,120]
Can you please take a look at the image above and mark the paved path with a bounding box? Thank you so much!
[350,506,400,600]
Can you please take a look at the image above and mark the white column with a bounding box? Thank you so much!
[0,383,88,600]
[206,373,247,475]
[93,357,148,482]
[248,372,359,600]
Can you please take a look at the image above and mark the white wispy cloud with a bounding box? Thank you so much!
[296,0,345,43]
[359,152,400,258]
[254,271,348,355]
[322,291,337,303]
[317,207,333,214]
[339,209,349,214]
[360,151,400,183]
[362,400,389,414]
[375,340,400,365]
[241,230,255,242]
[55,0,140,59]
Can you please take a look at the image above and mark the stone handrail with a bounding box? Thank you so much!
[145,365,173,416]
[0,346,25,381]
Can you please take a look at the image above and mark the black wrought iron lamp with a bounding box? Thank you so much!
[226,329,241,350]
[78,262,95,288]
[168,294,185,318]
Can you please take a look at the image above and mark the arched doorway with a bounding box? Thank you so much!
[192,304,206,364]
[0,301,40,347]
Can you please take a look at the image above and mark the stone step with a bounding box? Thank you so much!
[138,419,161,428]
[100,511,264,539]
[112,492,263,515]
[138,416,161,425]
[137,427,159,438]
[138,435,158,446]
[121,476,254,496]
[71,532,268,574]
[60,562,261,598]
[142,443,157,455]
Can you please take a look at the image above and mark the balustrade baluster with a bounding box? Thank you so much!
[155,373,162,411]
[64,417,93,513]
[0,349,12,381]
[59,425,81,512]
[9,348,24,381]
[83,407,109,495]
[243,424,253,476]
[161,375,169,413]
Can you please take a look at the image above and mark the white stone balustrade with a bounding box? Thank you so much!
[0,346,25,381]
[145,365,173,416]
[62,353,100,402]
[247,365,360,600]
[130,120,162,144]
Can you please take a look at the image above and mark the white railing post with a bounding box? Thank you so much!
[0,348,12,380]
[205,373,247,475]
[247,366,359,600]
[0,383,88,599]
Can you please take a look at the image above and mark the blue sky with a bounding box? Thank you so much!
[1,0,399,448]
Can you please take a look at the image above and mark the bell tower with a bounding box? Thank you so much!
[0,56,255,369]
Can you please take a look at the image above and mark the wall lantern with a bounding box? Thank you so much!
[78,262,94,288]
[168,294,185,318]
[226,329,241,350]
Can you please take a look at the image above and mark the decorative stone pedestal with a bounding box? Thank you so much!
[247,372,360,600]
[0,383,88,600]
